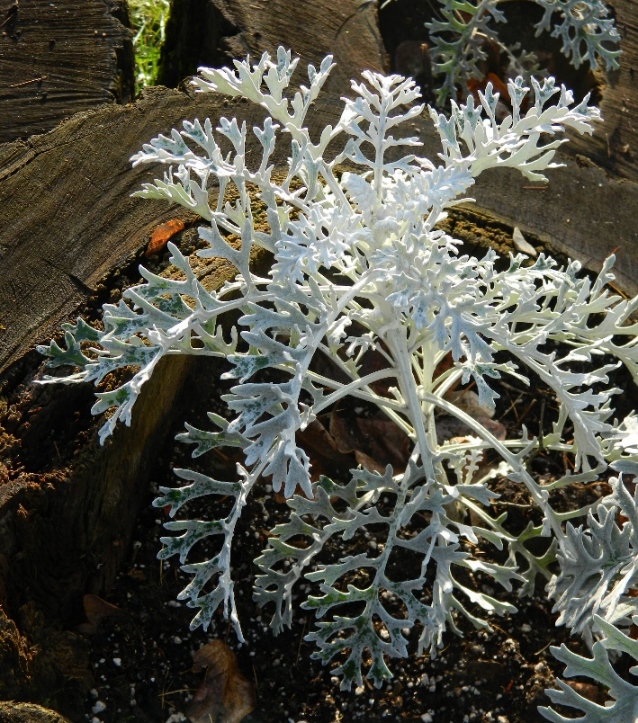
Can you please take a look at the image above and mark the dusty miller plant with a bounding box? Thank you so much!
[382,0,621,106]
[39,47,638,714]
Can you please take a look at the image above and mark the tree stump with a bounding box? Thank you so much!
[0,0,134,144]
[158,0,387,97]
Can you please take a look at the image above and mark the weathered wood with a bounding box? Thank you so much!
[0,0,388,377]
[0,89,304,375]
[0,0,134,144]
[3,0,637,377]
[0,3,387,713]
[378,0,638,182]
[0,701,71,722]
[470,162,638,290]
[563,0,638,180]
[0,339,192,712]
[0,0,636,714]
[158,0,387,95]
[2,86,638,380]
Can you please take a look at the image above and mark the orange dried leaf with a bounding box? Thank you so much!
[187,640,255,723]
[145,218,185,257]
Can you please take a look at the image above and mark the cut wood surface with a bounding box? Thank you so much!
[0,0,134,144]
[159,0,386,95]
[2,89,638,378]
[2,0,638,376]
[0,4,387,711]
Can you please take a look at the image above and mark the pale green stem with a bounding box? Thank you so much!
[422,392,566,542]
[312,369,401,413]
[386,327,437,482]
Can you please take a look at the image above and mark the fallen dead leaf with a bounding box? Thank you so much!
[354,449,386,475]
[126,568,146,581]
[563,680,606,705]
[436,414,506,445]
[329,410,362,455]
[355,417,411,468]
[77,593,125,635]
[144,218,185,257]
[445,389,495,420]
[357,347,395,396]
[187,640,255,723]
[296,419,354,476]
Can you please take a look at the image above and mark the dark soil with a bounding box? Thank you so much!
[56,228,630,723]
[78,457,604,723]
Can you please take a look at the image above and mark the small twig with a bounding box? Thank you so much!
[489,622,509,636]
[535,640,553,656]
[497,379,532,395]
[0,2,17,30]
[158,688,193,698]
[295,619,308,664]
[516,397,537,427]
[9,75,46,88]
[500,392,524,423]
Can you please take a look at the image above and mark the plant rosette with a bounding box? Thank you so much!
[39,47,638,718]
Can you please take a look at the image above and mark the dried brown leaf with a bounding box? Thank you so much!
[78,594,124,635]
[357,348,394,396]
[436,415,506,444]
[445,389,495,420]
[329,410,361,455]
[296,419,354,474]
[564,680,606,705]
[355,417,410,468]
[354,449,386,475]
[187,640,255,723]
[477,417,507,441]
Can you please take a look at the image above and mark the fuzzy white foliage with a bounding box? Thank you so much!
[540,614,638,721]
[39,47,638,710]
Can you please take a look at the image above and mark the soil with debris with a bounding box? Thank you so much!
[56,227,632,723]
[79,461,603,723]
[75,372,621,723]
[1,210,634,723]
